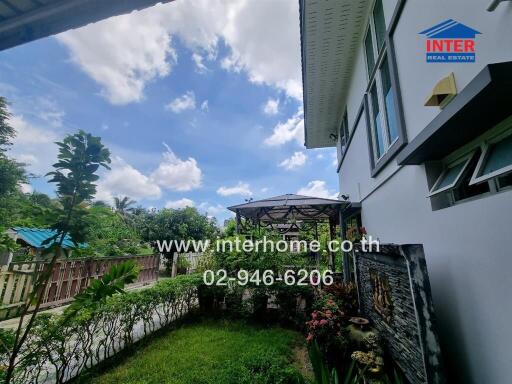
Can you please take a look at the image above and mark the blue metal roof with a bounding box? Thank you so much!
[11,227,86,249]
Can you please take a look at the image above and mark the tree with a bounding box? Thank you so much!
[114,196,136,218]
[85,205,151,256]
[0,97,27,254]
[4,130,111,383]
[0,97,15,151]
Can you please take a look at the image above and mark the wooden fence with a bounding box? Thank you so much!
[0,254,159,320]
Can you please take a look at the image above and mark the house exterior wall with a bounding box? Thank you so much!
[336,1,512,382]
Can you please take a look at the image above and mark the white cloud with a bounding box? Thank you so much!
[20,183,33,194]
[37,98,65,128]
[9,114,59,175]
[192,52,208,73]
[165,198,195,209]
[200,100,209,112]
[264,108,304,147]
[316,153,324,160]
[261,187,269,193]
[217,182,252,197]
[279,151,307,170]
[198,202,227,217]
[151,143,202,191]
[56,0,302,104]
[96,156,162,202]
[263,98,279,115]
[297,180,338,199]
[56,8,175,105]
[166,91,196,113]
[219,1,302,99]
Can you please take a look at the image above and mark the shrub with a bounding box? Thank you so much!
[0,274,202,383]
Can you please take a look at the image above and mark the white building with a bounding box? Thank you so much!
[300,0,512,383]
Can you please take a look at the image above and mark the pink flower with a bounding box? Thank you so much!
[306,333,313,342]
[312,311,318,320]
[319,319,328,326]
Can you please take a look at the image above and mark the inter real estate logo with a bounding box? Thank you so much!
[419,19,481,63]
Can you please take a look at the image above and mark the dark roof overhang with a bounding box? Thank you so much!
[397,61,512,165]
[0,0,173,52]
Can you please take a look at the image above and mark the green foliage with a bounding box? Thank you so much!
[89,321,306,384]
[308,341,359,384]
[113,196,136,218]
[3,274,202,383]
[4,131,111,383]
[0,96,15,151]
[133,206,220,254]
[64,261,139,318]
[0,96,26,199]
[44,130,111,247]
[84,206,151,256]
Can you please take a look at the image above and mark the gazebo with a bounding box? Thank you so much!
[228,194,354,279]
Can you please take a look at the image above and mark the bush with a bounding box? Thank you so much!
[0,274,202,383]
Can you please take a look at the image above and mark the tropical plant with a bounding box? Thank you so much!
[0,97,27,254]
[308,340,359,384]
[85,205,151,256]
[64,260,139,319]
[4,130,111,383]
[0,96,15,151]
[114,196,136,218]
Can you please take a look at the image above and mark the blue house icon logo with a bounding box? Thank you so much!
[419,19,481,63]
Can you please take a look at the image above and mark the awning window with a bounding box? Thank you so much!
[429,154,473,196]
[470,130,512,185]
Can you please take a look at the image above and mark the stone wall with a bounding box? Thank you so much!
[353,244,444,384]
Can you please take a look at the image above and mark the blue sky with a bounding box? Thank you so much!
[0,0,338,224]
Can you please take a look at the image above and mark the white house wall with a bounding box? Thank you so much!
[336,0,512,382]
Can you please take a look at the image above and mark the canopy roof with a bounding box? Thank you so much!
[228,194,349,225]
[10,227,85,249]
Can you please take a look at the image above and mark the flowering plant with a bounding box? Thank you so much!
[306,296,348,357]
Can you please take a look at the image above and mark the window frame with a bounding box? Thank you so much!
[469,129,512,185]
[428,153,474,197]
[363,0,407,177]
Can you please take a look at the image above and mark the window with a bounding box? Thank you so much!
[372,0,386,51]
[364,30,375,76]
[428,120,512,210]
[380,57,398,143]
[429,154,472,196]
[363,0,405,174]
[338,110,349,159]
[369,84,385,159]
[470,130,512,185]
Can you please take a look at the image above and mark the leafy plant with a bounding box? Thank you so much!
[4,130,111,383]
[308,340,358,384]
[64,260,139,319]
[114,196,136,219]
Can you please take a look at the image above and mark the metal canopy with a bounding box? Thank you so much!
[228,194,349,225]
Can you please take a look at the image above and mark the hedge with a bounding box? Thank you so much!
[1,274,202,384]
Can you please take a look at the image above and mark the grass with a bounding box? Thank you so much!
[82,320,311,384]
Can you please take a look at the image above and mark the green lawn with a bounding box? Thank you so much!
[85,320,311,384]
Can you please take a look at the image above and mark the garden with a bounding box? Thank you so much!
[0,95,408,383]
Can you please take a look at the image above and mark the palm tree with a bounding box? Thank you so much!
[114,196,136,218]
